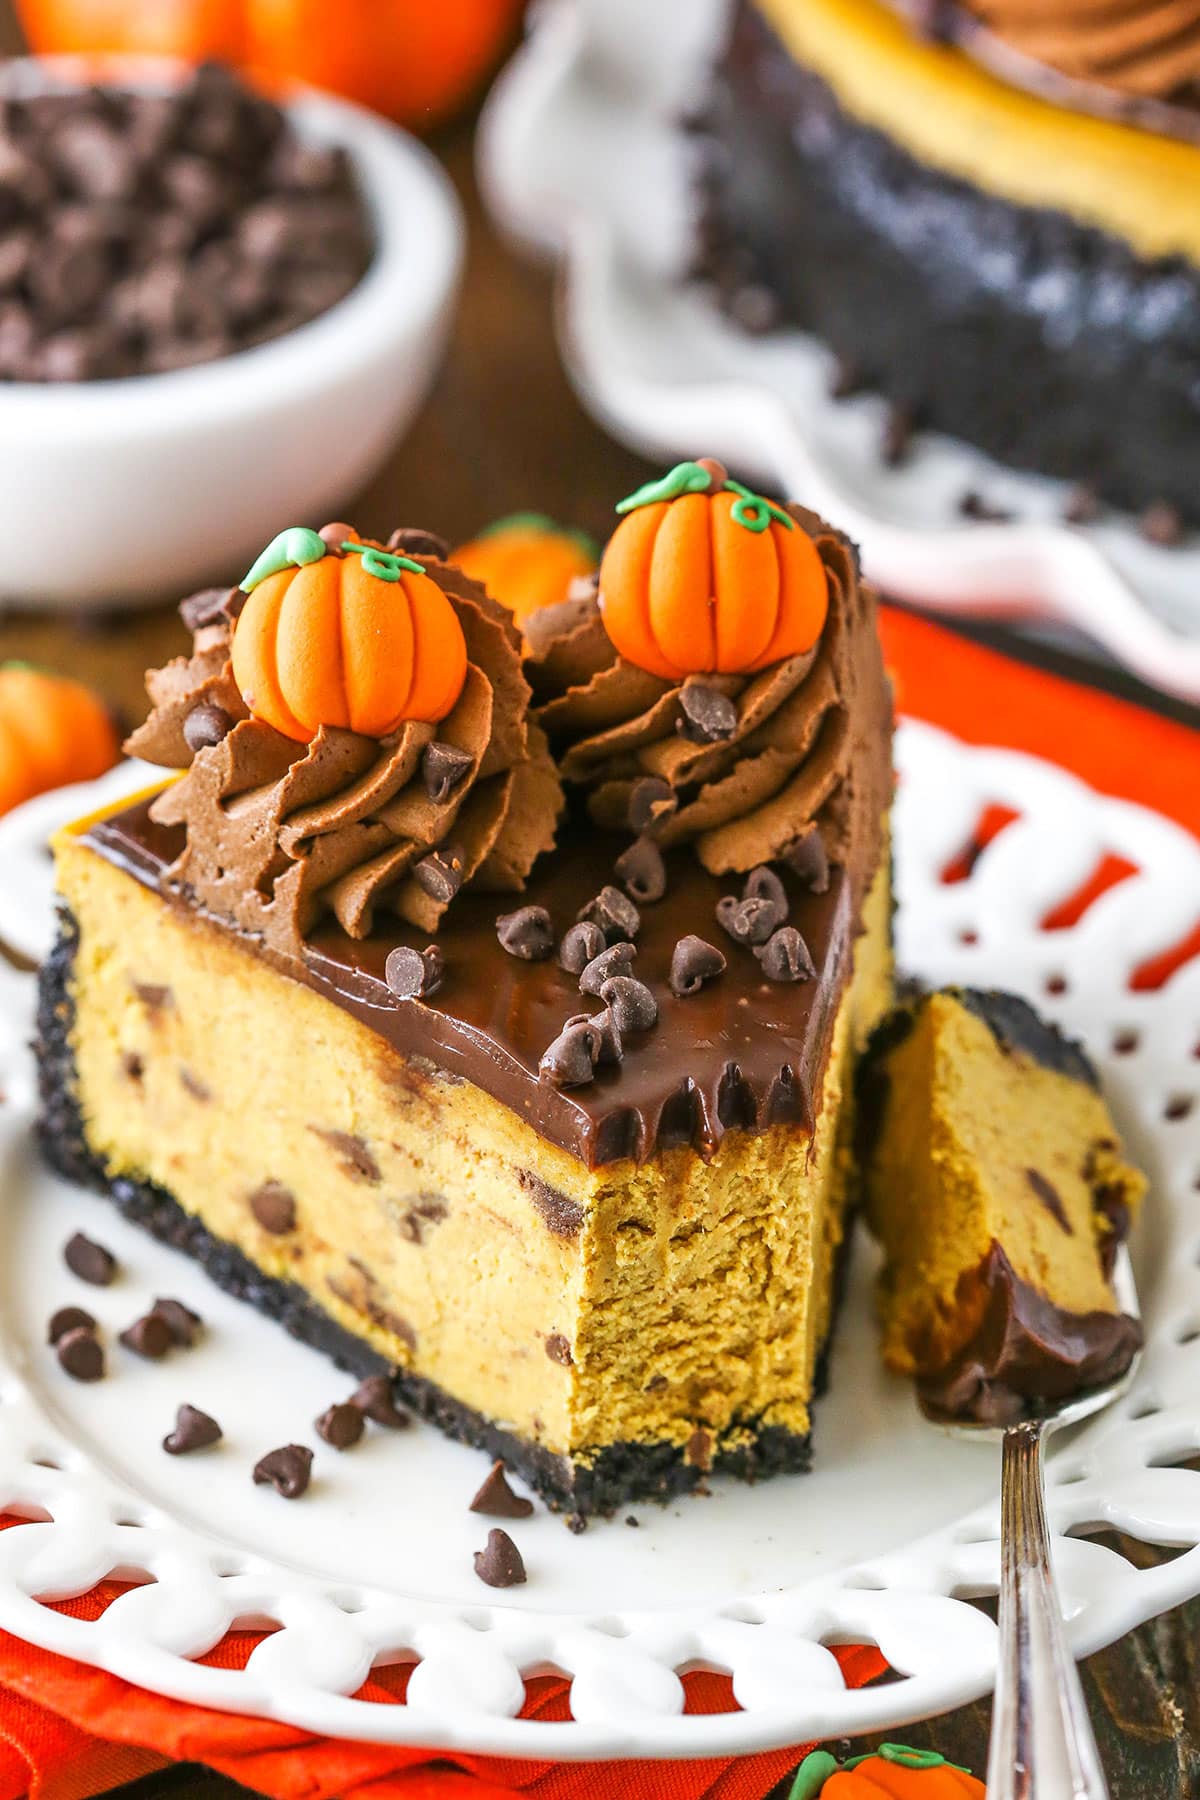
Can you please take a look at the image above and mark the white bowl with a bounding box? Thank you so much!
[0,56,465,610]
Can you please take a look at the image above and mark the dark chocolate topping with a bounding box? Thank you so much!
[918,1242,1142,1426]
[84,802,856,1168]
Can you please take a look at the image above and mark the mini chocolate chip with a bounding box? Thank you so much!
[470,1460,535,1519]
[121,1050,144,1082]
[614,835,666,904]
[577,884,640,943]
[421,740,473,804]
[179,586,237,631]
[545,1332,573,1367]
[473,1527,526,1587]
[1141,500,1185,547]
[1063,483,1101,526]
[133,981,172,1012]
[413,846,464,904]
[716,893,781,946]
[539,1018,600,1088]
[57,1326,104,1382]
[151,1296,203,1347]
[579,941,636,995]
[566,1007,622,1065]
[496,905,555,961]
[64,1232,117,1286]
[350,1373,410,1429]
[882,401,915,467]
[48,1305,95,1344]
[250,1180,296,1235]
[628,776,675,834]
[559,920,605,973]
[566,1513,587,1535]
[120,1312,174,1360]
[755,926,816,983]
[385,944,444,1000]
[164,1404,222,1455]
[253,1444,313,1499]
[678,681,737,743]
[315,1401,365,1450]
[782,827,830,894]
[388,526,449,560]
[670,935,727,996]
[625,1514,640,1527]
[743,865,788,918]
[183,702,232,752]
[599,974,658,1034]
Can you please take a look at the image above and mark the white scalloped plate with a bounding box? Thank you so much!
[478,0,1200,702]
[0,722,1197,1758]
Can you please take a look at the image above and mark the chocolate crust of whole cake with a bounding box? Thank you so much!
[37,904,855,1516]
[694,0,1200,521]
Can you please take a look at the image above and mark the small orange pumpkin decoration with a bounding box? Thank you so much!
[231,526,467,744]
[789,1743,985,1800]
[599,458,829,682]
[0,665,120,819]
[453,514,598,626]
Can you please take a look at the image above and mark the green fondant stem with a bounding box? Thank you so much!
[787,1750,841,1799]
[341,541,424,581]
[241,527,327,593]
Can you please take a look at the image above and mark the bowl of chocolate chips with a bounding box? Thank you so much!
[0,57,463,607]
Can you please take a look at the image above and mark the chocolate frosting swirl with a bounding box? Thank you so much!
[526,505,892,909]
[126,540,563,954]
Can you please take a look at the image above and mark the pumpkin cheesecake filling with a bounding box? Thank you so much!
[37,472,895,1515]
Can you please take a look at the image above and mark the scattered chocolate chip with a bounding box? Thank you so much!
[48,1305,95,1344]
[311,1128,380,1183]
[577,884,640,944]
[1026,1167,1072,1233]
[350,1373,410,1429]
[1063,483,1101,526]
[120,1311,174,1360]
[385,944,444,1000]
[566,1513,587,1535]
[678,680,738,743]
[670,935,727,996]
[64,1231,116,1287]
[316,1401,365,1450]
[566,1007,622,1066]
[544,1332,573,1367]
[558,920,605,973]
[151,1296,202,1347]
[743,864,788,918]
[614,836,666,904]
[182,702,232,752]
[716,893,782,947]
[579,940,636,996]
[120,1050,144,1082]
[882,401,916,467]
[388,526,449,560]
[413,845,465,904]
[133,981,172,1012]
[496,905,555,961]
[755,926,816,983]
[625,1515,640,1528]
[179,1066,211,1103]
[782,827,830,894]
[163,1403,221,1455]
[421,740,473,804]
[539,1018,600,1088]
[627,776,675,835]
[470,1460,535,1519]
[474,1527,526,1587]
[249,1180,296,1235]
[57,1326,104,1382]
[179,586,237,632]
[253,1444,313,1499]
[959,489,1013,523]
[1141,500,1185,547]
[519,1170,586,1238]
[599,974,658,1034]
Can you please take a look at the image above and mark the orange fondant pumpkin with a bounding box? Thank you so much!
[599,459,828,682]
[231,527,467,743]
[453,514,598,626]
[790,1744,985,1800]
[15,0,526,132]
[0,665,120,819]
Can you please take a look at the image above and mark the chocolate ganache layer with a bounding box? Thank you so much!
[694,0,1200,521]
[83,797,858,1169]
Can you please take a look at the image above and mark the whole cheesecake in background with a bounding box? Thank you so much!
[693,0,1200,524]
[37,469,894,1518]
[858,988,1145,1424]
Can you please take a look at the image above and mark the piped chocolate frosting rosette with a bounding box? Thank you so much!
[526,459,892,914]
[127,523,562,955]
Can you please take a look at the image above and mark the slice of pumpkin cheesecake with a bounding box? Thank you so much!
[38,466,894,1517]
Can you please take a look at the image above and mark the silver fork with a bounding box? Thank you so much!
[920,1256,1142,1800]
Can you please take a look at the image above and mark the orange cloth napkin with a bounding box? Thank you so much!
[0,606,1196,1800]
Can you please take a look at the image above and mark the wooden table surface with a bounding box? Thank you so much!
[2,12,1199,1796]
